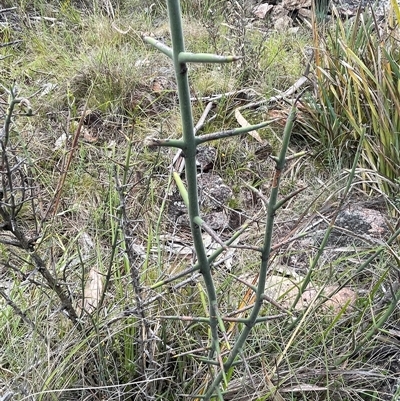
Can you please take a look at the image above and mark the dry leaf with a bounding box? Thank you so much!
[111,23,131,35]
[82,127,98,143]
[77,268,104,315]
[234,109,263,142]
[53,133,68,151]
[280,384,328,392]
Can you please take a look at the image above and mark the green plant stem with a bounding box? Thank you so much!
[143,38,242,64]
[195,120,277,145]
[143,36,173,59]
[147,120,276,149]
[146,119,276,148]
[150,221,251,290]
[146,138,185,148]
[203,104,297,400]
[290,127,365,313]
[166,0,220,357]
[148,1,298,396]
[178,52,241,63]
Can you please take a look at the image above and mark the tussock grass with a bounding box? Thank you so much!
[302,5,400,199]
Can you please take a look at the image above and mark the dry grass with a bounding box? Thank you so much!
[0,1,398,401]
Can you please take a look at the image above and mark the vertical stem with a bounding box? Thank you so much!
[166,0,220,355]
[202,105,297,400]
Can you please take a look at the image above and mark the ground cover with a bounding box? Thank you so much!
[0,1,399,400]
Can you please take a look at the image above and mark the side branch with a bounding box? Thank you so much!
[145,137,185,149]
[143,36,173,59]
[195,120,278,145]
[178,52,242,64]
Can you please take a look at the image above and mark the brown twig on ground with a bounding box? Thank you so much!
[47,102,88,219]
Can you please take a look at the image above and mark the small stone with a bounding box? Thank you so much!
[196,146,216,172]
[253,3,274,18]
[199,173,233,210]
[274,16,292,30]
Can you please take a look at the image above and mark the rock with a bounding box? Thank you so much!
[204,211,230,230]
[318,204,388,248]
[286,200,390,271]
[283,0,312,10]
[271,4,290,19]
[196,146,216,172]
[335,205,387,237]
[263,273,357,313]
[274,15,293,30]
[199,173,233,211]
[298,8,313,18]
[168,148,234,231]
[253,3,274,18]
